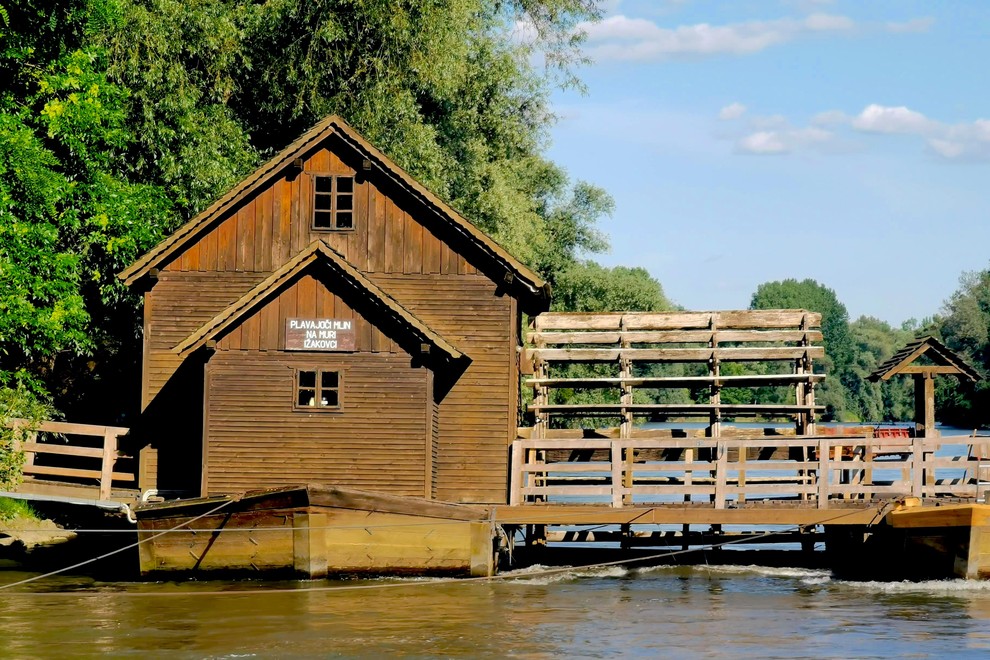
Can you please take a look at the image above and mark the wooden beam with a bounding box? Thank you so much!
[526,346,825,364]
[897,365,964,375]
[525,374,826,389]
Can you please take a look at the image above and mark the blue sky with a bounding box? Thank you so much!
[545,0,989,326]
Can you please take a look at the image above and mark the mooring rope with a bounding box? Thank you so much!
[0,497,239,592]
[0,504,879,597]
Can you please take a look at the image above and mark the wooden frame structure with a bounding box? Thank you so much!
[869,336,981,437]
[523,310,826,440]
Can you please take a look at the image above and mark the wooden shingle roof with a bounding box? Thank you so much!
[118,115,550,308]
[173,239,463,361]
[868,336,981,382]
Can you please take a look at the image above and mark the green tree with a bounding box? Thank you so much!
[552,261,671,313]
[1,5,174,433]
[750,278,855,420]
[847,316,914,422]
[932,267,990,428]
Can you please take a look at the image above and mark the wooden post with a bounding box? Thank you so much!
[795,358,806,435]
[619,318,633,505]
[100,430,117,500]
[293,512,328,578]
[469,521,496,577]
[611,440,624,508]
[817,438,829,508]
[683,446,693,547]
[914,372,937,438]
[738,445,747,504]
[911,437,924,499]
[509,440,523,505]
[714,441,728,509]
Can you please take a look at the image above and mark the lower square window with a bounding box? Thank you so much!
[294,369,341,410]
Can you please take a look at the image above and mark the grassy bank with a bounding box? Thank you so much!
[0,497,37,522]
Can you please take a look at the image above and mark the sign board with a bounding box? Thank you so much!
[285,318,356,351]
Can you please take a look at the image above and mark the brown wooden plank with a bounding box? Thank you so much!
[422,224,441,274]
[349,178,368,268]
[385,200,403,273]
[527,346,825,363]
[404,210,423,274]
[535,311,823,332]
[257,186,273,272]
[295,273,318,318]
[204,223,219,271]
[276,178,291,268]
[529,329,824,346]
[368,183,385,272]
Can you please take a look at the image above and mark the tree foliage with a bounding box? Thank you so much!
[552,261,671,313]
[932,267,990,428]
[750,278,855,420]
[0,0,615,461]
[1,6,174,437]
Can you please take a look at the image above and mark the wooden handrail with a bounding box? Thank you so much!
[509,436,990,508]
[7,418,133,500]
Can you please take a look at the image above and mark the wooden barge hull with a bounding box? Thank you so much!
[134,485,497,578]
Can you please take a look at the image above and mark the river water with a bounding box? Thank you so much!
[3,564,990,658]
[4,424,990,657]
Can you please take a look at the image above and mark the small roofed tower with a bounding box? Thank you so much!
[869,336,982,437]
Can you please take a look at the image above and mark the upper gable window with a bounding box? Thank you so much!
[313,175,354,231]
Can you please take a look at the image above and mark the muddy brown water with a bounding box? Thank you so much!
[3,564,990,658]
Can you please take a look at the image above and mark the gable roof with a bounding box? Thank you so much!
[118,115,549,307]
[868,336,982,382]
[173,239,463,362]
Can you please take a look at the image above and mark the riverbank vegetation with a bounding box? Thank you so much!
[0,0,986,485]
[0,497,36,522]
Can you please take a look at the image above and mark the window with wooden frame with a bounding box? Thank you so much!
[294,369,341,410]
[313,175,354,231]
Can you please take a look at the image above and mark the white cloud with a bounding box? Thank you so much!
[886,17,935,33]
[738,131,788,154]
[718,102,747,120]
[579,13,855,61]
[852,104,939,134]
[727,103,990,161]
[736,126,833,155]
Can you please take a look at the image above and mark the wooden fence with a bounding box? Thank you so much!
[509,434,990,508]
[8,419,134,500]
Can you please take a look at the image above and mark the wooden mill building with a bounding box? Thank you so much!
[119,116,549,504]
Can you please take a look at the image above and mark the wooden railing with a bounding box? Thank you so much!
[509,434,990,508]
[8,419,134,500]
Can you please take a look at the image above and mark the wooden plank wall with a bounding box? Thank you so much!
[205,352,429,496]
[161,143,477,278]
[215,273,400,354]
[144,271,266,406]
[373,275,512,503]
